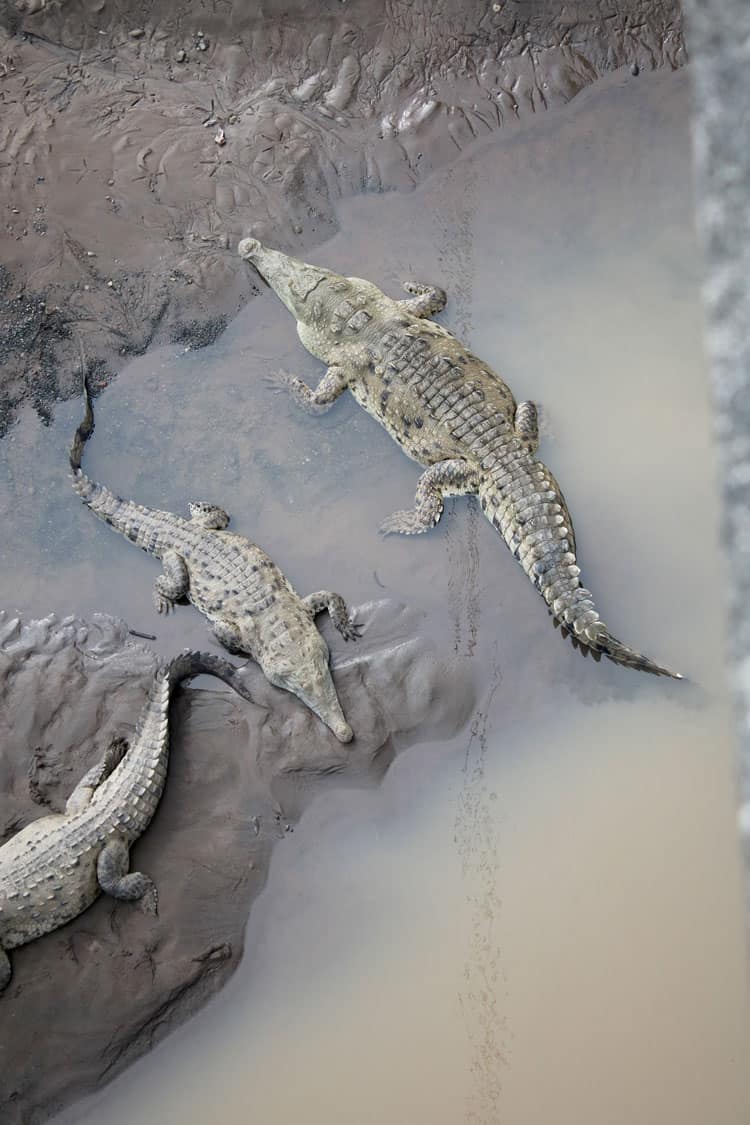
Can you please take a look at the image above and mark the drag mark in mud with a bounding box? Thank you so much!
[454,652,506,1123]
[438,163,482,657]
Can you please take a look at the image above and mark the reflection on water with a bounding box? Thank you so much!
[23,63,750,1122]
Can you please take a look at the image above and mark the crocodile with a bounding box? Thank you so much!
[0,650,253,993]
[238,237,681,678]
[70,371,359,742]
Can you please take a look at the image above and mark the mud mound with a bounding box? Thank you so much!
[0,601,474,1122]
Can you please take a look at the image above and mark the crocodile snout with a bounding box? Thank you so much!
[332,718,354,744]
[238,237,261,259]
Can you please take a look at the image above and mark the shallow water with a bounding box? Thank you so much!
[3,63,744,1122]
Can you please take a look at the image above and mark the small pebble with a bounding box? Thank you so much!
[175,49,187,63]
[631,61,640,76]
[197,39,208,51]
[129,28,145,39]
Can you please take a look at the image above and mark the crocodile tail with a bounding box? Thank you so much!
[164,651,256,703]
[547,592,683,678]
[69,347,137,532]
[69,356,94,476]
[481,458,683,680]
[68,348,108,506]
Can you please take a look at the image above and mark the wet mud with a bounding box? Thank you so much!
[24,61,749,1125]
[0,2,744,1123]
[0,1,684,432]
[0,604,474,1122]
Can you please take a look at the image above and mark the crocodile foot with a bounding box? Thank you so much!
[339,617,364,642]
[153,593,176,615]
[263,370,296,395]
[379,509,433,536]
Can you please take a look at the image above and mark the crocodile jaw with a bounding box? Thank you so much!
[273,664,353,743]
[238,238,332,321]
[295,676,353,744]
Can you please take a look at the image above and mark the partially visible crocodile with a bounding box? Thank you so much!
[0,650,253,993]
[70,372,359,741]
[238,237,681,678]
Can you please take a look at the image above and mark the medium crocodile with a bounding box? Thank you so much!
[0,650,252,993]
[70,371,359,742]
[238,237,681,678]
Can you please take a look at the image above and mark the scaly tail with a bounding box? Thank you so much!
[548,596,683,678]
[164,650,256,703]
[68,343,116,510]
[69,342,95,478]
[69,343,153,539]
[480,454,683,680]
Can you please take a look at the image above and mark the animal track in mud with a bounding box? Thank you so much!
[0,1,685,429]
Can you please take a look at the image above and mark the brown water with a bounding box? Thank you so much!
[15,63,747,1122]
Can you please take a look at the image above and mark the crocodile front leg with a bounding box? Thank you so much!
[153,549,189,615]
[303,592,363,641]
[0,948,10,993]
[97,837,158,914]
[65,737,128,815]
[514,400,539,455]
[380,459,480,536]
[399,280,447,317]
[265,365,348,414]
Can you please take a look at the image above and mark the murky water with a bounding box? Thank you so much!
[3,63,745,1122]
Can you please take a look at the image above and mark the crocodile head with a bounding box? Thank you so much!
[238,238,339,321]
[259,632,353,744]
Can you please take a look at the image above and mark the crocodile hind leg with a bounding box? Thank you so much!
[65,737,129,815]
[153,549,189,615]
[209,615,244,655]
[97,837,158,914]
[399,281,447,317]
[189,501,229,529]
[303,592,363,641]
[264,364,348,414]
[380,459,480,536]
[514,400,539,454]
[0,948,11,993]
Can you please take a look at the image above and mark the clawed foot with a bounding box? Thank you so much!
[379,510,430,536]
[340,617,364,642]
[263,370,295,395]
[140,885,159,916]
[154,595,175,615]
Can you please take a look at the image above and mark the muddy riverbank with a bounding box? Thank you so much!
[0,1,684,432]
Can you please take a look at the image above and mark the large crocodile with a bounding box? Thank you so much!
[70,372,359,741]
[238,237,681,678]
[0,650,252,993]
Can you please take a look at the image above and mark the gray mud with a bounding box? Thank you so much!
[0,603,474,1123]
[0,7,746,1124]
[0,1,683,432]
[0,61,743,1124]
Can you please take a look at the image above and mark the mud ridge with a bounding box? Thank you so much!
[0,0,684,433]
[0,601,474,1123]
